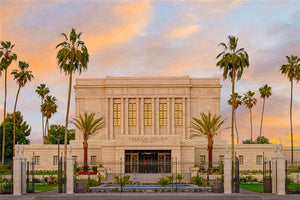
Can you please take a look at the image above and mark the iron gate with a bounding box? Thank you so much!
[26,159,35,193]
[263,158,272,193]
[58,155,66,193]
[0,161,13,194]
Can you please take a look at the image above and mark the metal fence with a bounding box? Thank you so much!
[0,161,13,194]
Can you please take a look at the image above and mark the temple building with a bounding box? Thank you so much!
[24,76,300,175]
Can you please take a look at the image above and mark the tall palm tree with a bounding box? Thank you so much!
[242,91,257,142]
[71,112,104,171]
[11,61,34,157]
[259,84,272,141]
[228,93,242,144]
[216,36,249,159]
[41,95,57,144]
[280,55,300,166]
[0,41,17,164]
[190,112,224,169]
[35,84,50,144]
[56,28,89,167]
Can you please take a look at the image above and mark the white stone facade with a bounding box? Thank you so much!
[23,76,300,172]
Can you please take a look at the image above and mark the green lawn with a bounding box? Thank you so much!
[240,183,263,193]
[33,184,58,193]
[240,183,300,193]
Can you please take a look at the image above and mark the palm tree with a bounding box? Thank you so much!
[242,91,257,142]
[259,84,272,141]
[11,61,34,157]
[0,41,17,164]
[190,112,224,169]
[216,36,249,159]
[228,93,242,144]
[71,112,104,171]
[41,95,57,144]
[56,28,89,166]
[280,55,300,166]
[35,84,50,144]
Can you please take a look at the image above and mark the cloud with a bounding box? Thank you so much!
[166,25,198,39]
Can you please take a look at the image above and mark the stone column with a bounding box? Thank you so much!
[141,98,144,135]
[67,145,74,194]
[125,98,128,135]
[121,98,124,135]
[182,97,186,139]
[224,145,232,194]
[13,145,22,195]
[152,98,155,135]
[171,98,175,135]
[136,98,139,135]
[156,98,160,135]
[106,98,109,139]
[187,97,191,139]
[109,98,113,139]
[271,156,277,194]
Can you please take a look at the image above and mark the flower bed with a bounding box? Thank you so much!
[77,171,98,175]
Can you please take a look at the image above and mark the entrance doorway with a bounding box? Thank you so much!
[125,150,171,173]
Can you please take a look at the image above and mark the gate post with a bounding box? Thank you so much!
[271,156,277,194]
[13,144,22,195]
[66,145,74,194]
[21,145,27,194]
[276,144,285,195]
[224,145,232,194]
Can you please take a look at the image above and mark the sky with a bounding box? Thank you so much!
[0,0,300,145]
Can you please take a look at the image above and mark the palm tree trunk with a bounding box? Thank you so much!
[45,118,49,144]
[2,69,8,164]
[47,119,50,144]
[208,139,213,169]
[13,86,21,158]
[83,139,88,171]
[231,66,236,161]
[41,98,45,144]
[290,80,294,167]
[250,108,253,142]
[234,110,239,144]
[44,116,48,144]
[64,73,72,186]
[259,98,266,143]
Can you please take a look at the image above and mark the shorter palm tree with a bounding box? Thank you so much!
[11,61,34,156]
[71,112,104,171]
[228,93,242,144]
[190,112,224,169]
[41,95,57,144]
[35,84,50,144]
[242,91,257,142]
[259,84,272,140]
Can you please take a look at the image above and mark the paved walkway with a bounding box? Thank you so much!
[1,191,300,200]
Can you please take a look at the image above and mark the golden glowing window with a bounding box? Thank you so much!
[174,103,183,126]
[128,103,136,126]
[219,155,224,165]
[200,155,205,165]
[159,103,167,126]
[113,103,121,126]
[239,155,244,165]
[144,103,152,126]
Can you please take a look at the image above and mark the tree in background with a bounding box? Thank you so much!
[48,124,75,144]
[71,112,104,171]
[242,136,271,144]
[0,41,17,164]
[11,61,34,157]
[190,112,225,169]
[228,93,242,144]
[259,84,272,141]
[0,111,30,162]
[216,36,249,160]
[35,84,50,144]
[56,28,89,165]
[280,55,300,166]
[41,95,57,143]
[242,91,257,142]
